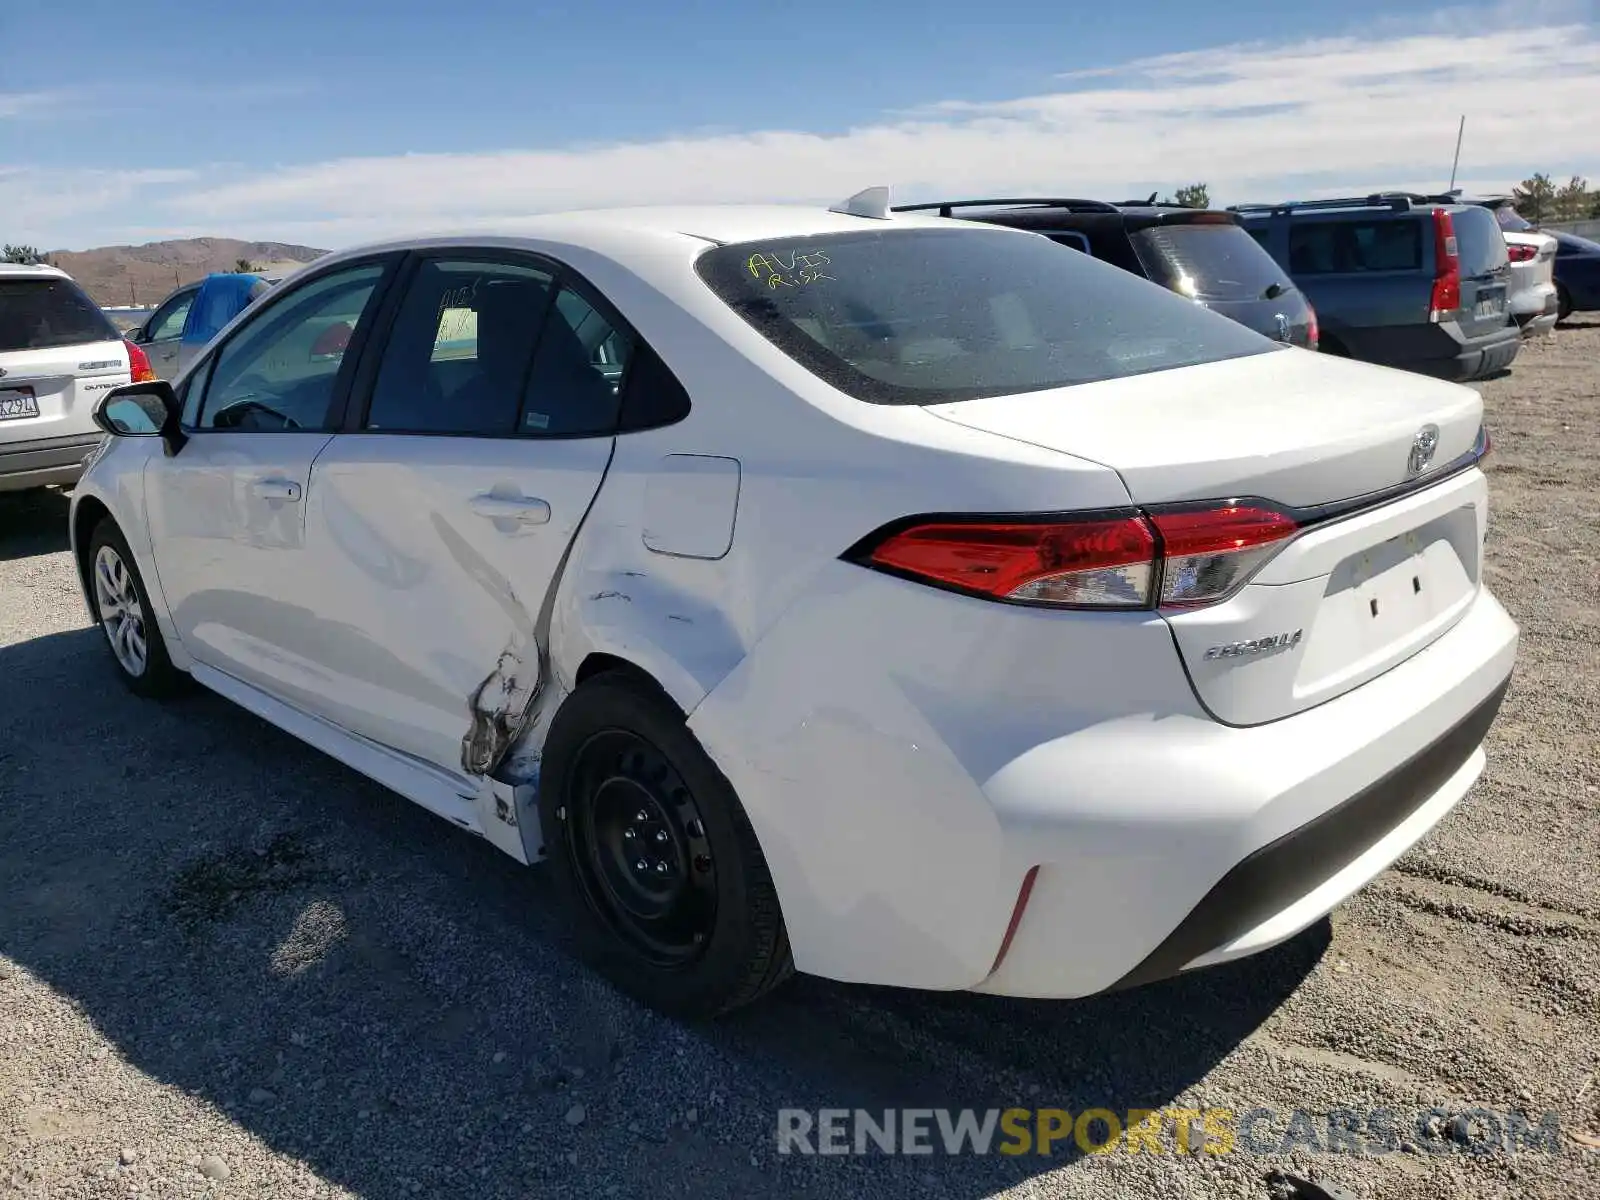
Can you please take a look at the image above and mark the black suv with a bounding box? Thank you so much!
[1232,195,1518,382]
[891,198,1318,348]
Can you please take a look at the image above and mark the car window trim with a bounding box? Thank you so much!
[186,252,404,435]
[342,245,647,441]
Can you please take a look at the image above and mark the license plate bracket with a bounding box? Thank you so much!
[0,388,40,421]
[1474,291,1506,320]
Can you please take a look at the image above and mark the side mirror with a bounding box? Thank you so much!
[93,381,187,456]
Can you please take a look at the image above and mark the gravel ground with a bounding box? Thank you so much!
[2,323,1598,1200]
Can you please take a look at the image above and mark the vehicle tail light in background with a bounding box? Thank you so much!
[124,339,157,383]
[851,503,1300,611]
[1504,243,1537,263]
[1429,209,1461,322]
[1305,304,1320,351]
[1147,505,1300,608]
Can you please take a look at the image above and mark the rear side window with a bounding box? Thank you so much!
[696,229,1272,405]
[366,259,556,435]
[0,277,119,352]
[1287,220,1422,274]
[1131,222,1293,300]
[1450,206,1509,277]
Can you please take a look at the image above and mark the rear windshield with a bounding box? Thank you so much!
[0,277,119,352]
[1130,222,1293,301]
[695,229,1272,405]
[1491,205,1534,232]
[1451,206,1510,277]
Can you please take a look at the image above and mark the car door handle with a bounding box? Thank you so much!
[250,478,302,502]
[469,493,551,525]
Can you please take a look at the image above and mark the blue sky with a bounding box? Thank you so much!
[2,0,1597,249]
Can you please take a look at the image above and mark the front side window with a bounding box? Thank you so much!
[0,278,120,352]
[366,259,555,435]
[696,228,1272,405]
[146,289,196,342]
[197,262,386,431]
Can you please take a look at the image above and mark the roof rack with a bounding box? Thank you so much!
[1227,194,1424,216]
[890,198,1122,217]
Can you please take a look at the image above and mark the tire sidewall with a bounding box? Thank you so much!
[538,675,778,1016]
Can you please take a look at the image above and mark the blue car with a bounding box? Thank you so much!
[1553,232,1600,322]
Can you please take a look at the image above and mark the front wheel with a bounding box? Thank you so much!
[87,519,185,698]
[538,673,792,1017]
[1557,283,1573,323]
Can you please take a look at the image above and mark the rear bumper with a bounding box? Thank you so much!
[974,587,1517,997]
[0,432,104,492]
[689,559,1518,997]
[1106,675,1507,991]
[1338,322,1521,382]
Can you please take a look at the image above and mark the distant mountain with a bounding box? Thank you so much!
[46,238,328,307]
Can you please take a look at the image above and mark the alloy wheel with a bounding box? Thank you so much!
[93,544,148,677]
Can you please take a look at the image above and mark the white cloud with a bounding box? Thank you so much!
[11,11,1600,249]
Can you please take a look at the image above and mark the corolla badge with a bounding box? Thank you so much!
[1204,630,1303,660]
[1408,424,1440,477]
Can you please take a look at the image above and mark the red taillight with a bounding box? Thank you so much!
[1505,243,1537,263]
[1429,209,1461,322]
[863,515,1157,608]
[124,339,156,384]
[855,503,1299,611]
[1305,304,1320,351]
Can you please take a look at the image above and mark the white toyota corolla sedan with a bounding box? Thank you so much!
[70,192,1517,1017]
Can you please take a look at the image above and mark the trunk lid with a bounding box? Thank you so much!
[925,347,1482,508]
[926,348,1487,724]
[0,340,129,444]
[0,273,128,445]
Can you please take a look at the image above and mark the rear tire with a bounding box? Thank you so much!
[1557,284,1573,323]
[86,519,185,698]
[538,672,793,1018]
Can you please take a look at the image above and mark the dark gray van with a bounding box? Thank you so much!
[1232,194,1518,382]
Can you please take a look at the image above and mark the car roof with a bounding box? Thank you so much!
[323,204,967,264]
[0,261,70,281]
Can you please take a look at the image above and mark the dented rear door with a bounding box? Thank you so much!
[300,254,628,778]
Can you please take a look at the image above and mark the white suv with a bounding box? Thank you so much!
[0,262,154,493]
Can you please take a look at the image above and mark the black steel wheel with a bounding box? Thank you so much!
[539,671,792,1017]
[564,729,718,966]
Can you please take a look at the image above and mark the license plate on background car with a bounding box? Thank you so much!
[0,389,40,421]
[1474,292,1506,319]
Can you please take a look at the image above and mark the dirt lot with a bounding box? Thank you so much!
[2,323,1597,1200]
